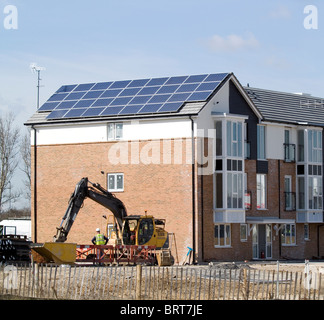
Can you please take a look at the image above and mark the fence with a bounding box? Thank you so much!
[1,262,324,300]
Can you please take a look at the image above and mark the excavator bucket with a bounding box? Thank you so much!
[30,242,77,265]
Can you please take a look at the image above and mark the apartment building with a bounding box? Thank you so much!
[25,72,324,263]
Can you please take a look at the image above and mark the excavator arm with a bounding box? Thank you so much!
[53,177,127,242]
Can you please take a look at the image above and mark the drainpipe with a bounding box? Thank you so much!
[278,159,281,257]
[201,166,204,261]
[190,116,196,264]
[32,126,37,243]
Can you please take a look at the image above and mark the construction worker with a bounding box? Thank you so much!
[92,228,108,245]
[92,228,108,264]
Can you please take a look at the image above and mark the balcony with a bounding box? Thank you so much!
[284,192,296,211]
[284,143,296,163]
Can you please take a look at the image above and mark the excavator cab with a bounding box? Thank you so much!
[121,215,168,248]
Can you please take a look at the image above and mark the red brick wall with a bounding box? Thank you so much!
[200,158,322,262]
[31,139,194,263]
[31,137,323,263]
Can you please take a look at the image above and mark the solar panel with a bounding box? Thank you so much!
[101,89,122,98]
[91,82,112,90]
[56,84,77,93]
[74,83,95,91]
[63,108,85,118]
[157,85,179,94]
[56,101,78,109]
[38,101,60,111]
[41,73,229,120]
[119,105,143,115]
[82,107,105,117]
[138,103,162,114]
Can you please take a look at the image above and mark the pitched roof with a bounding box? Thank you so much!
[25,73,231,125]
[244,86,324,126]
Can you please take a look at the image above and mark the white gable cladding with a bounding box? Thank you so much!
[31,118,194,146]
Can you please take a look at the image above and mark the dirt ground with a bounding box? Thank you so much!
[241,261,324,273]
[201,260,324,273]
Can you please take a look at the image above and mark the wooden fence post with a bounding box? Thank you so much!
[136,264,142,300]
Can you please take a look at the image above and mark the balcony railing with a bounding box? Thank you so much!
[284,192,296,211]
[284,143,296,162]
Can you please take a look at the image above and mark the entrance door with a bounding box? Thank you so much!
[252,224,272,259]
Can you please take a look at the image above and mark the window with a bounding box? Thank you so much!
[257,125,266,160]
[227,172,243,208]
[281,224,296,245]
[308,176,323,209]
[226,121,242,157]
[214,224,231,247]
[0,225,16,235]
[284,175,295,211]
[108,123,123,140]
[138,218,154,245]
[215,121,222,156]
[215,173,223,208]
[284,129,296,162]
[240,224,247,242]
[297,177,305,209]
[304,224,309,240]
[308,130,322,163]
[107,173,124,192]
[256,174,267,209]
[297,130,305,162]
[244,123,250,159]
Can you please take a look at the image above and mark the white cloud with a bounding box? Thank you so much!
[264,55,291,70]
[269,5,291,19]
[206,33,259,53]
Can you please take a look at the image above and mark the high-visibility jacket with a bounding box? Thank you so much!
[95,234,106,245]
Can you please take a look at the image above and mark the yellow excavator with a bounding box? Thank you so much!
[30,177,172,265]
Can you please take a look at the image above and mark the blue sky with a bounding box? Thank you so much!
[0,0,323,208]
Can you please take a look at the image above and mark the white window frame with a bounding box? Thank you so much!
[308,176,323,210]
[308,129,322,163]
[257,125,266,160]
[227,172,243,209]
[284,175,293,210]
[214,224,231,247]
[107,173,124,192]
[281,224,296,246]
[107,123,123,141]
[257,174,267,209]
[240,224,247,242]
[226,121,243,157]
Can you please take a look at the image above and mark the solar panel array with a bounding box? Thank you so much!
[38,73,229,120]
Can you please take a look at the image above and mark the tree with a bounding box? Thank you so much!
[20,129,31,200]
[0,113,20,211]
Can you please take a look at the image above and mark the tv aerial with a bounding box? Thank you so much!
[30,62,46,109]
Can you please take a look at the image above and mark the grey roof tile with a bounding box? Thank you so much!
[244,87,324,126]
